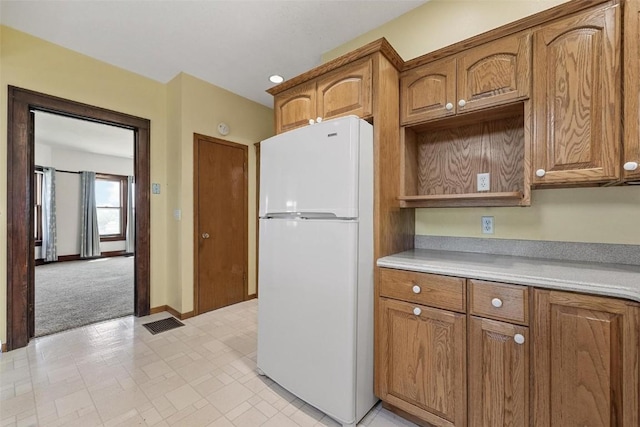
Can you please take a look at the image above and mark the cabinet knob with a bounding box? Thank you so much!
[445,102,454,111]
[308,119,315,125]
[491,298,503,308]
[514,334,525,345]
[623,161,639,171]
[536,169,546,177]
[413,307,422,316]
[201,233,210,239]
[458,99,466,107]
[316,117,323,123]
[412,285,421,294]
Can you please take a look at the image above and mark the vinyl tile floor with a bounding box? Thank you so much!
[0,300,417,427]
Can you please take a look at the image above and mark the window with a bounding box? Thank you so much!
[34,170,43,245]
[95,174,128,241]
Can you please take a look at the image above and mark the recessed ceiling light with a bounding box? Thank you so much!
[269,74,284,84]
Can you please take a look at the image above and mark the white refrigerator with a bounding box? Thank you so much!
[257,115,377,427]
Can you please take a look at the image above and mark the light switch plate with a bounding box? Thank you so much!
[152,183,161,194]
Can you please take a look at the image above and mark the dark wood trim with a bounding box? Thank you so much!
[1,343,6,353]
[56,254,82,262]
[267,38,403,95]
[247,294,257,300]
[35,259,45,266]
[254,141,260,299]
[403,0,613,71]
[6,86,150,351]
[48,250,128,264]
[193,134,249,315]
[95,172,128,241]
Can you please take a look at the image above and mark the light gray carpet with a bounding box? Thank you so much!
[35,256,134,337]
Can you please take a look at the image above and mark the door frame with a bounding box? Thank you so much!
[193,133,248,315]
[6,86,151,350]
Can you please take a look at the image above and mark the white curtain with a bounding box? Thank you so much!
[125,175,135,253]
[80,171,101,258]
[41,167,58,262]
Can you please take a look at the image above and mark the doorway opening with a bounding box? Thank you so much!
[33,111,135,337]
[6,86,150,350]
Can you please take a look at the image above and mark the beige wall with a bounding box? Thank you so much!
[0,26,273,346]
[323,0,570,62]
[325,0,640,245]
[169,73,273,314]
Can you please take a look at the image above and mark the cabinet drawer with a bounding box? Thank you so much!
[469,279,529,325]
[379,268,466,312]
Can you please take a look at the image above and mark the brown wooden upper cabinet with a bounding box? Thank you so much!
[623,0,640,181]
[273,58,372,134]
[274,81,317,134]
[532,4,621,185]
[401,31,531,125]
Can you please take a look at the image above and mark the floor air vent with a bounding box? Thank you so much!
[143,317,184,335]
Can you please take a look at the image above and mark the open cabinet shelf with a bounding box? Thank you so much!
[400,102,530,208]
[399,191,525,208]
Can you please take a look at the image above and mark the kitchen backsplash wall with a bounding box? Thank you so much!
[415,187,640,245]
[415,235,640,266]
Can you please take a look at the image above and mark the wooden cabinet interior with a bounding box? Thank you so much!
[400,103,530,208]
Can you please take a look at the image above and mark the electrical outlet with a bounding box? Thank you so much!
[477,173,490,192]
[152,183,161,194]
[481,216,494,234]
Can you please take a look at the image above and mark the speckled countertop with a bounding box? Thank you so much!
[377,249,640,303]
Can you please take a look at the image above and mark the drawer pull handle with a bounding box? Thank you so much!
[412,285,421,294]
[514,334,525,345]
[413,307,422,316]
[491,298,503,308]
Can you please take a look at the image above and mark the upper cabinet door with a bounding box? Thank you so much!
[623,0,640,181]
[401,57,456,125]
[274,81,317,134]
[316,58,373,121]
[457,31,531,114]
[532,5,620,185]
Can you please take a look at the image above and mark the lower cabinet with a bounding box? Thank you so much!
[377,268,640,427]
[379,298,467,426]
[468,317,529,427]
[532,289,640,427]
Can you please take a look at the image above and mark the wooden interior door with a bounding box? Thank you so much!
[194,134,247,314]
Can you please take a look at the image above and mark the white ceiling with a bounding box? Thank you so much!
[1,0,426,108]
[35,111,134,159]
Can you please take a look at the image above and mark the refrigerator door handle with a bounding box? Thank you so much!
[264,212,345,220]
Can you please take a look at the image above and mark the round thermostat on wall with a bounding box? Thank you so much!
[217,122,230,136]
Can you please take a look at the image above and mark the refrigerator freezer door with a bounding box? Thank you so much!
[257,218,358,424]
[259,116,360,218]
